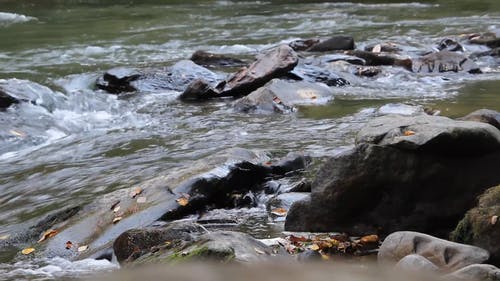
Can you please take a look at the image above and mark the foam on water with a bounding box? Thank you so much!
[0,12,36,26]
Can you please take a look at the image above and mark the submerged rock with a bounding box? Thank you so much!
[344,50,412,70]
[412,51,481,73]
[306,36,355,52]
[180,45,299,101]
[379,231,489,272]
[190,50,246,68]
[285,115,500,236]
[0,79,66,111]
[96,60,219,94]
[437,38,464,52]
[233,79,334,114]
[459,109,500,130]
[288,38,320,51]
[451,185,500,266]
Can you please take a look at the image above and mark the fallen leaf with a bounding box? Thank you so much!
[176,197,189,206]
[136,196,147,204]
[22,247,35,255]
[78,245,89,252]
[271,208,288,217]
[113,205,121,213]
[310,244,320,251]
[360,234,379,244]
[0,234,10,240]
[65,241,73,249]
[164,241,172,247]
[372,44,382,53]
[38,229,59,243]
[264,161,273,166]
[254,248,265,255]
[130,187,142,198]
[491,215,498,225]
[404,130,416,136]
[112,216,123,224]
[289,235,309,243]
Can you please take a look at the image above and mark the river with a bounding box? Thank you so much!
[0,0,499,280]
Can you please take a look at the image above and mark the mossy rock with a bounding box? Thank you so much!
[451,185,500,266]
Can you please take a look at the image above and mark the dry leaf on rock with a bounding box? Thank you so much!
[176,197,189,206]
[65,241,73,249]
[21,248,35,255]
[38,229,59,243]
[403,130,416,136]
[360,234,379,244]
[130,187,142,198]
[271,208,288,217]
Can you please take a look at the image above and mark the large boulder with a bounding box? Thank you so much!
[459,109,500,130]
[451,185,500,266]
[233,79,334,113]
[379,231,489,272]
[96,60,219,94]
[285,114,500,236]
[179,45,299,101]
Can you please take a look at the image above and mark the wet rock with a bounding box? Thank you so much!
[180,45,299,101]
[96,60,219,94]
[289,38,320,51]
[288,178,312,193]
[469,33,500,49]
[290,62,349,87]
[413,51,481,74]
[344,50,412,70]
[395,254,440,273]
[355,66,382,77]
[285,115,500,235]
[113,221,208,263]
[459,109,500,130]
[437,38,464,52]
[131,230,276,265]
[451,185,500,266]
[379,231,489,272]
[0,89,19,109]
[233,79,334,114]
[0,79,66,111]
[444,264,500,281]
[472,47,500,58]
[307,36,355,52]
[190,50,246,68]
[320,53,366,65]
[364,42,402,53]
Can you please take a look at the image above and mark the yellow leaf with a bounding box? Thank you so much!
[404,130,416,136]
[78,245,89,252]
[22,248,35,255]
[38,229,59,243]
[310,244,320,251]
[320,252,330,260]
[271,208,288,217]
[360,234,379,244]
[176,197,189,206]
[112,216,122,224]
[130,187,142,198]
[491,215,498,225]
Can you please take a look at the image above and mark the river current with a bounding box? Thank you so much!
[0,0,499,280]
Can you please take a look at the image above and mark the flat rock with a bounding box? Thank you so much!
[395,254,440,273]
[459,109,500,130]
[233,79,334,113]
[379,231,489,272]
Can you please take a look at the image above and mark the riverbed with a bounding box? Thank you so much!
[0,0,499,280]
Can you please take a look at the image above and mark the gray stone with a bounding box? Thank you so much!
[379,231,489,272]
[444,264,500,281]
[307,36,355,52]
[412,51,481,74]
[459,109,500,130]
[395,254,440,273]
[233,79,334,113]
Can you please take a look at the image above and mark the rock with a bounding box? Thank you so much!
[364,42,402,53]
[379,231,489,272]
[395,254,440,273]
[356,114,500,156]
[131,230,276,265]
[437,38,464,52]
[289,38,320,51]
[444,264,500,281]
[307,36,355,52]
[344,50,412,70]
[233,79,334,113]
[289,62,349,87]
[267,192,310,213]
[285,115,500,235]
[469,34,500,49]
[0,79,66,111]
[320,53,366,65]
[180,45,299,101]
[297,249,322,262]
[190,50,246,68]
[472,47,500,58]
[413,51,481,74]
[459,109,500,130]
[288,178,312,193]
[113,221,208,263]
[451,185,500,266]
[355,66,382,77]
[0,89,19,109]
[96,60,219,94]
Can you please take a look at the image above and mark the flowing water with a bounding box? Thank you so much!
[0,0,499,279]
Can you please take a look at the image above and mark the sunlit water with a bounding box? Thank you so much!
[0,0,499,279]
